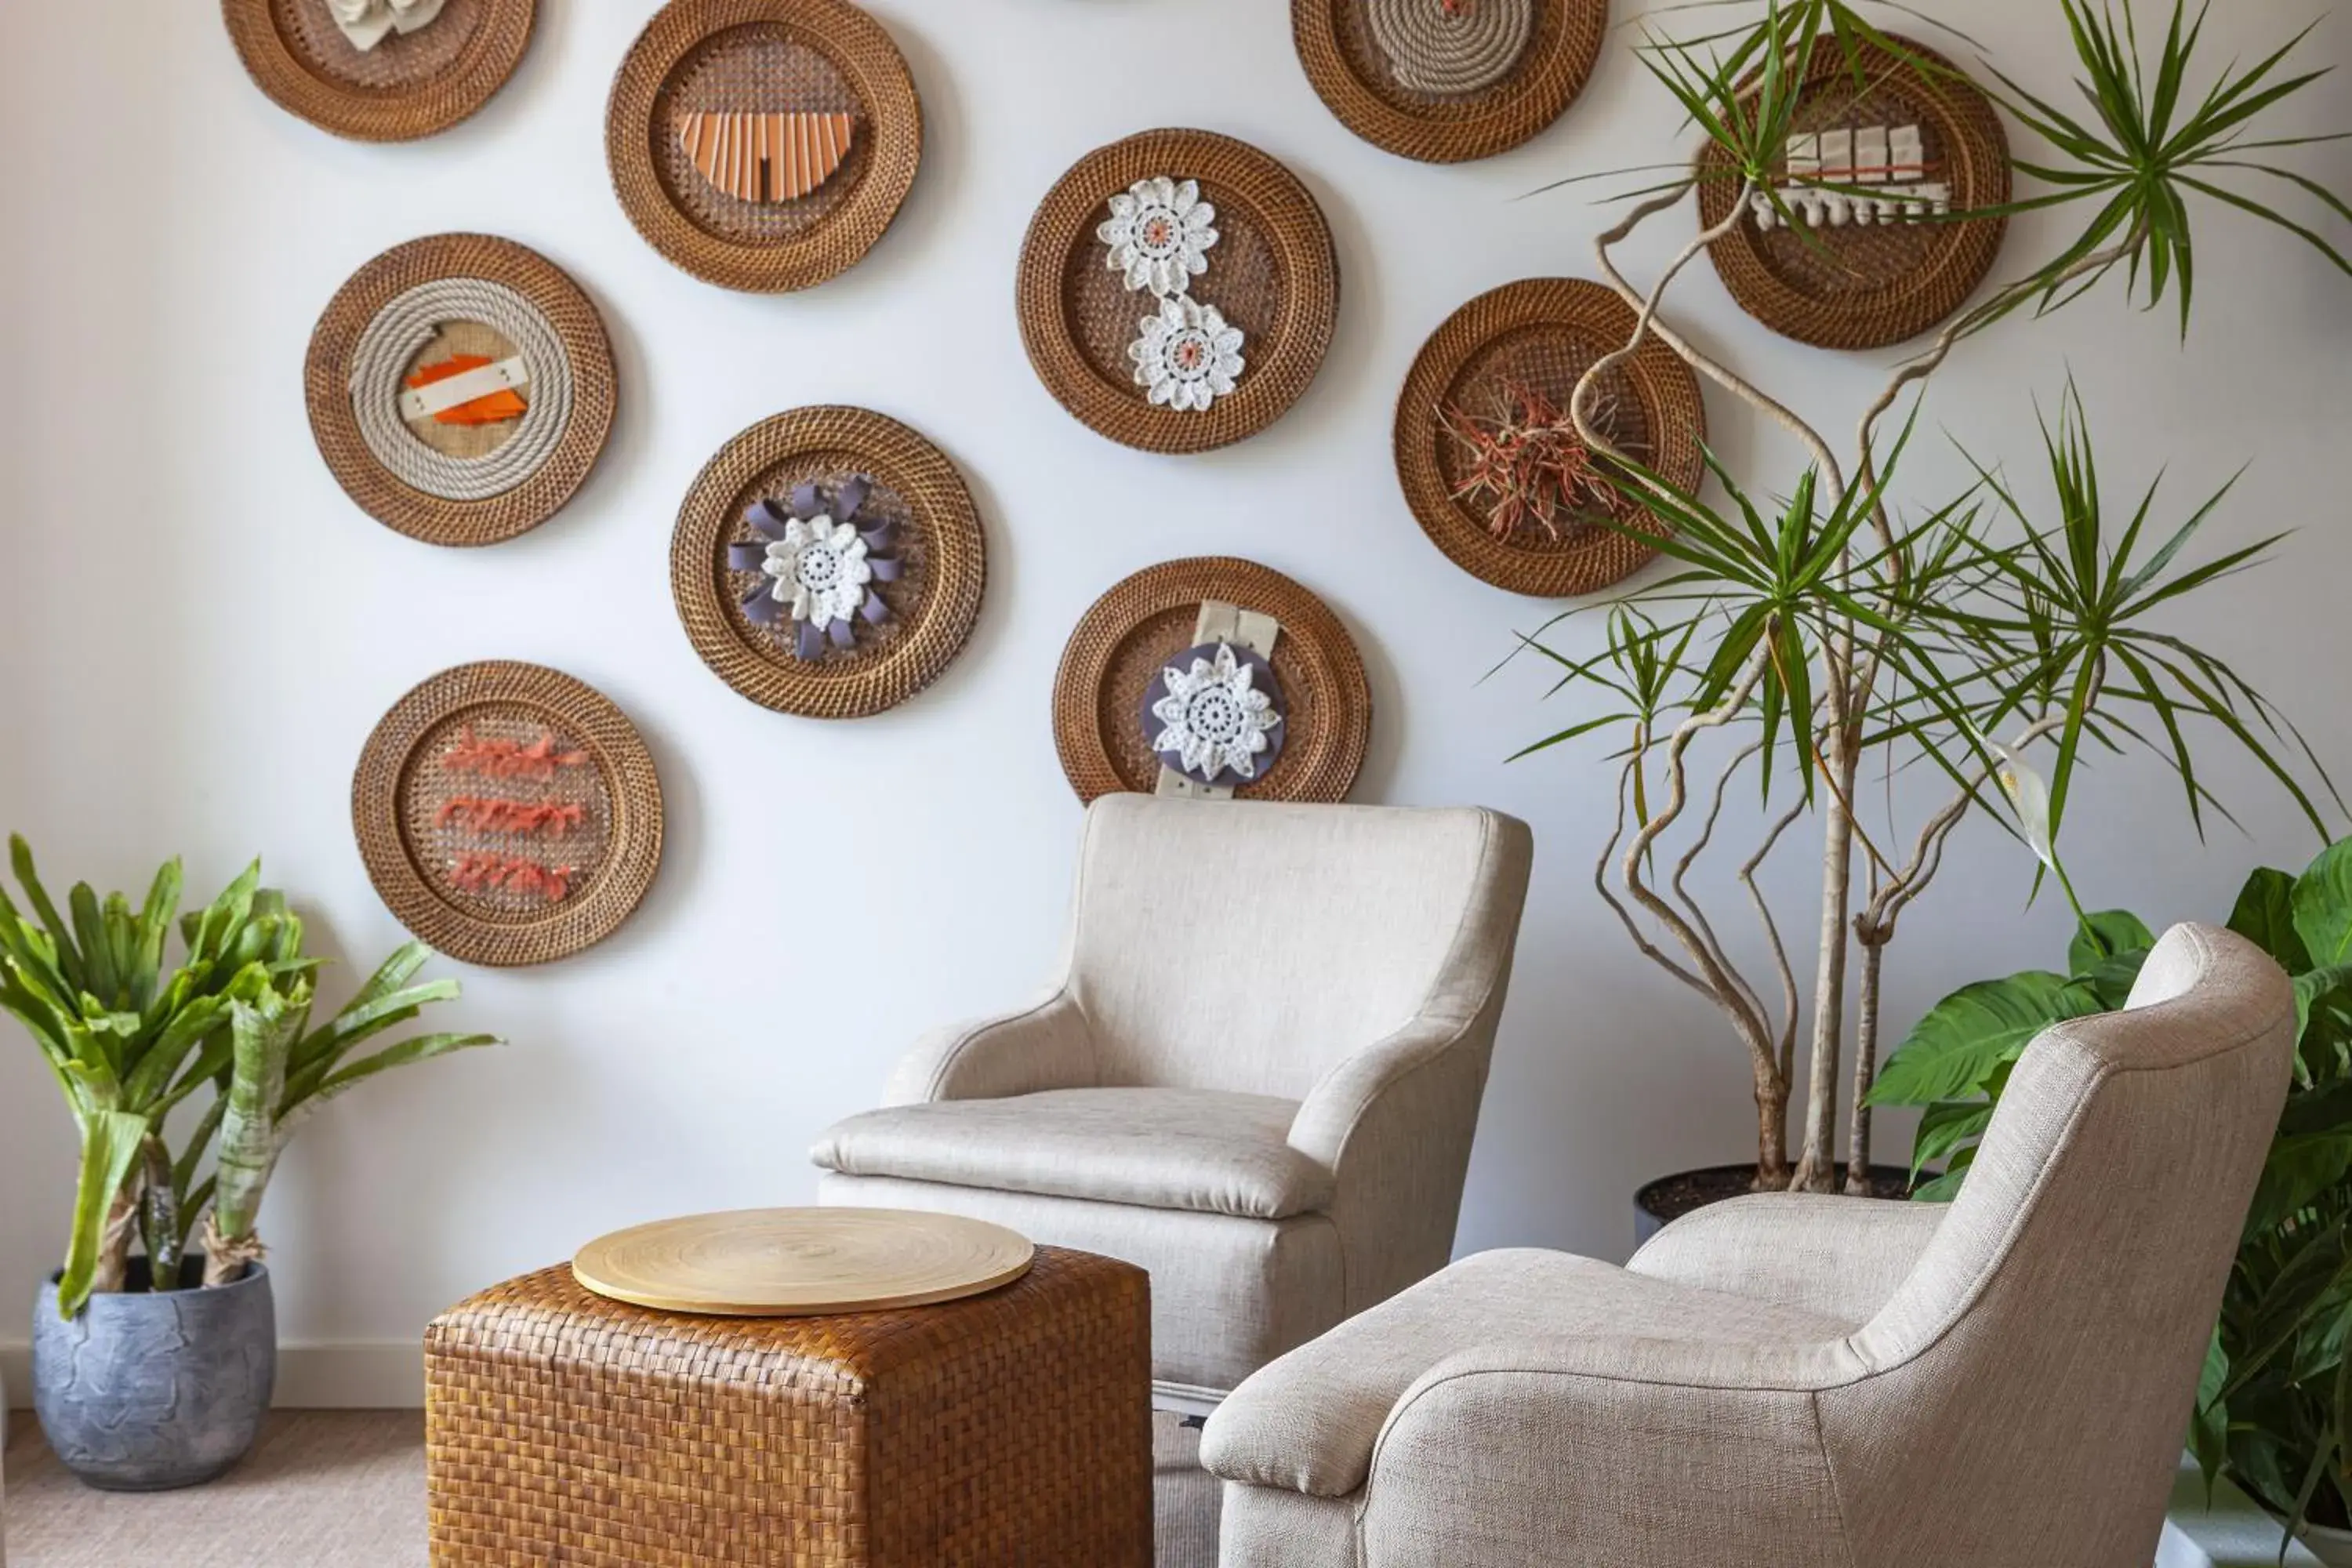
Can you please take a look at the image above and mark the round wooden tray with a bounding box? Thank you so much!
[223,0,535,143]
[1396,277,1706,597]
[608,0,923,293]
[1054,557,1369,804]
[1699,34,2010,350]
[1018,129,1339,456]
[673,406,985,719]
[1292,0,1607,164]
[573,1207,1034,1317]
[352,661,663,967]
[307,234,616,547]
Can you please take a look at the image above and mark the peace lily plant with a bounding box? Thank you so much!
[0,839,496,1318]
[1520,0,2350,1192]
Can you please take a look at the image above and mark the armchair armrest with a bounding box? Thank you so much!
[1286,1017,1472,1173]
[880,989,1094,1105]
[1628,1191,1947,1325]
[1358,1335,1862,1568]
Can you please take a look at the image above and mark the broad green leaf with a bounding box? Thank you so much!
[1867,972,2100,1107]
[2069,910,2156,978]
[2296,840,2352,966]
[2230,866,2313,971]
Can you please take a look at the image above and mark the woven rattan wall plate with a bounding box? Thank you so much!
[223,0,535,143]
[307,234,616,547]
[1396,278,1706,598]
[673,407,985,719]
[1054,557,1369,804]
[1699,34,2011,350]
[354,662,664,967]
[608,0,922,293]
[1018,130,1339,456]
[1293,0,1607,164]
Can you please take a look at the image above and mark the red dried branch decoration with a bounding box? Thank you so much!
[436,797,588,839]
[447,851,575,902]
[1439,376,1641,542]
[441,727,590,781]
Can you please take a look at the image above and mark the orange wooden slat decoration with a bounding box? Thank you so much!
[676,111,858,204]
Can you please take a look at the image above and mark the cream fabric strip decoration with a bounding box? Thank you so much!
[398,357,531,422]
[329,0,447,53]
[1156,600,1281,801]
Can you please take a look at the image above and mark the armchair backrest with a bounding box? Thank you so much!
[1830,924,2294,1565]
[1063,797,1532,1099]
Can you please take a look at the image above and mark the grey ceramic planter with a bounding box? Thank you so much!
[32,1258,275,1490]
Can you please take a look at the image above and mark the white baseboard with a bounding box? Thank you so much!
[1,1341,423,1410]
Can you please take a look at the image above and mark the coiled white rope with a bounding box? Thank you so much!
[1367,0,1535,96]
[348,278,573,503]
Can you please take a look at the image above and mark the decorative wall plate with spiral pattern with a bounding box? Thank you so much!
[306,234,616,547]
[353,661,664,967]
[1291,0,1608,164]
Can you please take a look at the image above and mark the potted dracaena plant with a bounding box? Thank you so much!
[2,839,495,1490]
[1869,837,2352,1560]
[1511,0,2350,1233]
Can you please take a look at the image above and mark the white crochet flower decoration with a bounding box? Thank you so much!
[328,0,445,52]
[762,514,873,628]
[1130,296,1246,413]
[1152,643,1283,780]
[1098,176,1219,297]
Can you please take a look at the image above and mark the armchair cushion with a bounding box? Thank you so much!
[1629,1191,1947,1324]
[810,1087,1335,1221]
[1200,1247,1853,1499]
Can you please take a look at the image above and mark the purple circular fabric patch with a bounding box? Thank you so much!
[1141,641,1288,789]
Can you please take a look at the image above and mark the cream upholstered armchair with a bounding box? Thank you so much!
[811,795,1534,1414]
[1203,922,2294,1567]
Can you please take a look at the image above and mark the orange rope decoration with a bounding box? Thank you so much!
[441,727,589,781]
[448,852,575,902]
[436,797,587,839]
[1439,376,1639,542]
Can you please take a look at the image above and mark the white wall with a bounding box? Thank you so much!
[2,1,2347,1400]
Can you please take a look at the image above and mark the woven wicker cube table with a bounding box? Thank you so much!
[423,1245,1152,1566]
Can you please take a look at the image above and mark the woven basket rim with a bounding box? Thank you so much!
[607,0,923,293]
[1698,32,2012,351]
[305,232,616,547]
[671,405,986,720]
[1016,129,1339,456]
[221,0,535,143]
[1052,556,1369,804]
[1395,276,1708,598]
[1290,0,1606,165]
[351,660,664,968]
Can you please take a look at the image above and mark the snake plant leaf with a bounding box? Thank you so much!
[55,1109,149,1319]
[10,836,84,994]
[68,884,116,1010]
[309,1032,501,1105]
[209,978,310,1247]
[129,859,181,1013]
[347,942,433,1012]
[286,978,459,1086]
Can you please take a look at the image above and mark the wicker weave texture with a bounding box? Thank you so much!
[1018,130,1338,456]
[1396,277,1708,597]
[1293,0,1607,164]
[307,233,616,546]
[1698,34,2012,350]
[425,1247,1152,1567]
[673,407,985,720]
[223,0,535,143]
[608,0,922,293]
[1054,557,1370,804]
[352,661,663,967]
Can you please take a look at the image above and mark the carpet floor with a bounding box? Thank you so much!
[4,1410,1221,1566]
